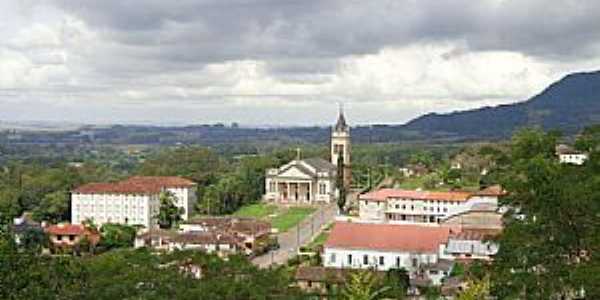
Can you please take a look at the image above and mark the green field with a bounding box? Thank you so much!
[233,203,278,219]
[271,207,316,232]
[232,203,317,232]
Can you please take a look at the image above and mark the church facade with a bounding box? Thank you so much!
[263,110,351,204]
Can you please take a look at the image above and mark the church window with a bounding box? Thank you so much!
[363,255,369,265]
[347,254,353,265]
[379,256,385,266]
[319,183,327,195]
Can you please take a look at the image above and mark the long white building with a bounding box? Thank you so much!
[358,185,503,225]
[71,176,197,228]
[323,222,451,273]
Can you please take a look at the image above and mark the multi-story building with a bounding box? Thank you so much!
[358,185,503,225]
[71,176,197,228]
[264,109,350,204]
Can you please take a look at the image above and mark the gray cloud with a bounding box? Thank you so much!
[1,0,600,125]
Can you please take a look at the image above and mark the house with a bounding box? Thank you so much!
[180,216,272,255]
[45,223,100,254]
[399,164,429,178]
[323,222,451,273]
[71,176,197,228]
[11,213,43,246]
[358,185,503,225]
[134,229,241,254]
[556,144,588,165]
[136,217,273,256]
[264,109,351,204]
[417,259,454,286]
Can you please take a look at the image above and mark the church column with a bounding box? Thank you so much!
[286,182,290,202]
[308,182,312,204]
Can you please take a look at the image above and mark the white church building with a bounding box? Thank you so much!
[263,110,351,204]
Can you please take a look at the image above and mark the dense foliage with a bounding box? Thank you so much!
[489,128,600,299]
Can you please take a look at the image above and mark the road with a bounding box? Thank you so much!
[252,203,337,268]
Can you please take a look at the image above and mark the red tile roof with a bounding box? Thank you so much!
[359,188,472,202]
[73,176,196,194]
[324,222,451,253]
[45,224,86,235]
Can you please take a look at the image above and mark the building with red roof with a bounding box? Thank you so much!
[45,223,100,254]
[323,222,452,272]
[358,186,502,225]
[71,176,197,228]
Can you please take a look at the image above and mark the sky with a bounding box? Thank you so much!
[1,0,600,127]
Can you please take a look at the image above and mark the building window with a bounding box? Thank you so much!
[269,182,276,193]
[347,254,352,265]
[319,183,327,195]
[396,257,401,268]
[402,205,406,209]
[363,255,369,265]
[330,253,336,263]
[379,256,384,266]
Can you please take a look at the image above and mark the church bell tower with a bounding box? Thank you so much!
[331,106,351,187]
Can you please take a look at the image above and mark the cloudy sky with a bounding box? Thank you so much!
[1,0,600,126]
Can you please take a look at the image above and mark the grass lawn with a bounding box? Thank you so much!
[270,207,316,232]
[308,230,330,249]
[233,203,278,219]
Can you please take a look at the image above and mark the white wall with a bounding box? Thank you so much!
[559,154,588,165]
[323,247,438,273]
[71,193,159,228]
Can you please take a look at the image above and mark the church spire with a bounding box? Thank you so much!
[334,103,348,132]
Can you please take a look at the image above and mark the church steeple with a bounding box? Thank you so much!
[334,104,348,132]
[331,105,351,167]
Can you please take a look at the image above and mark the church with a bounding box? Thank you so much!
[263,110,351,204]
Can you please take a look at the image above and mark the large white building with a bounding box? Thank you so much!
[323,222,451,273]
[358,185,503,225]
[71,176,197,228]
[264,110,351,204]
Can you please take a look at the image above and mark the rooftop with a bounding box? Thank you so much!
[73,176,196,194]
[360,188,473,202]
[324,222,451,253]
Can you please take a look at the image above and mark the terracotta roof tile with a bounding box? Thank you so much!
[45,224,86,235]
[325,222,451,253]
[359,188,472,202]
[73,176,196,194]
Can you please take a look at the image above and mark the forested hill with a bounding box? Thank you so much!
[402,70,600,139]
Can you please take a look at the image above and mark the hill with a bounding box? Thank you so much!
[401,70,600,139]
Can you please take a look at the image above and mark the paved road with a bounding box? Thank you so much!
[252,203,337,268]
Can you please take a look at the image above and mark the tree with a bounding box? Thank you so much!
[99,223,137,249]
[32,190,70,223]
[341,270,389,300]
[490,128,600,299]
[336,154,347,213]
[381,268,409,299]
[155,191,183,229]
[456,276,490,300]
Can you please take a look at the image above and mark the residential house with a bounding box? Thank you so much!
[45,223,100,254]
[556,144,588,165]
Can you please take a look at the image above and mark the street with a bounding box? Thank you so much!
[252,203,337,268]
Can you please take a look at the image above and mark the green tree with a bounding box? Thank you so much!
[341,270,389,300]
[32,190,70,223]
[490,128,600,299]
[457,276,490,300]
[99,223,137,249]
[156,191,183,229]
[337,154,347,213]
